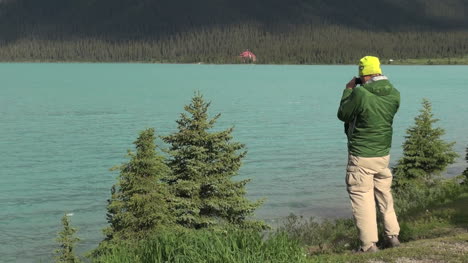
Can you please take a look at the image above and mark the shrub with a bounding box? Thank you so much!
[394,177,466,216]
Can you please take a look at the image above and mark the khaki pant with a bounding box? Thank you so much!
[346,154,400,249]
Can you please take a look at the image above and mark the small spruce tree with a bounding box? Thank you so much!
[163,92,265,230]
[394,98,458,185]
[55,214,80,263]
[102,128,174,245]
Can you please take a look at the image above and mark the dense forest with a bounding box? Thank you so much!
[0,0,467,64]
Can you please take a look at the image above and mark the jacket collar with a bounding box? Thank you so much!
[365,75,388,84]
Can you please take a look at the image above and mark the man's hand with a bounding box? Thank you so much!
[346,77,357,89]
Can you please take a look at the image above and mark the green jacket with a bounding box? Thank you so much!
[337,76,400,157]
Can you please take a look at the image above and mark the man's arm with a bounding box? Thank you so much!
[337,87,363,123]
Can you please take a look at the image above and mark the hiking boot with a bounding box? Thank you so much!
[386,235,401,248]
[356,243,379,253]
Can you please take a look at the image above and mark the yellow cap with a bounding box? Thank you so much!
[358,56,382,76]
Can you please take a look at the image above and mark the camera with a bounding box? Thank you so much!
[355,77,362,85]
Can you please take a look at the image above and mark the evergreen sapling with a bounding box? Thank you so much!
[101,128,174,247]
[163,92,266,230]
[55,214,80,263]
[393,98,458,186]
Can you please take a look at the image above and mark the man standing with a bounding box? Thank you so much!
[337,56,401,252]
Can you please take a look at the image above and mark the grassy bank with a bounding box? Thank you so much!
[310,194,468,262]
[310,233,468,263]
[96,229,308,263]
[94,191,468,262]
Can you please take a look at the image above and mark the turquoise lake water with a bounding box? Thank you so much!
[1,64,467,262]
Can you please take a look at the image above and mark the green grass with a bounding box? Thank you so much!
[308,233,468,263]
[398,193,468,241]
[93,191,468,263]
[279,181,468,254]
[394,178,467,219]
[308,194,468,262]
[279,215,359,254]
[96,228,308,263]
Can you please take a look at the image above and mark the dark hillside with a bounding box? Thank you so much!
[1,0,467,63]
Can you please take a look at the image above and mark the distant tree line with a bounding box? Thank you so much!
[1,0,467,64]
[1,25,467,64]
